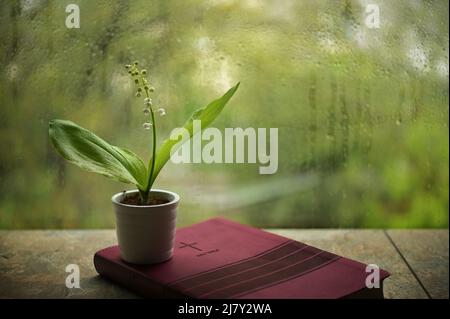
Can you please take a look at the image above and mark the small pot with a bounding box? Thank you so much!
[112,189,179,264]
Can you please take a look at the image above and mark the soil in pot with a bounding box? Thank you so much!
[120,192,170,206]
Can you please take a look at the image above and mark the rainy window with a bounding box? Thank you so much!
[0,0,448,228]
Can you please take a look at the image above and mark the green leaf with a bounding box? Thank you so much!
[148,82,240,187]
[49,120,147,190]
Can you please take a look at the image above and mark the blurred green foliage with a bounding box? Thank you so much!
[0,0,448,229]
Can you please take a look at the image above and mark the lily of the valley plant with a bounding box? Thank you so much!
[49,61,239,204]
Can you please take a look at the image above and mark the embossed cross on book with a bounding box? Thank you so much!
[178,241,220,257]
[178,242,202,251]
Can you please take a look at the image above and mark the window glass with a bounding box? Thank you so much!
[0,0,448,228]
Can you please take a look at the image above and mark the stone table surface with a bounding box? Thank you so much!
[0,229,448,299]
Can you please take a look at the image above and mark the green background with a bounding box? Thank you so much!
[0,0,448,228]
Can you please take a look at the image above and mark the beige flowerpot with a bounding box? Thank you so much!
[112,189,179,264]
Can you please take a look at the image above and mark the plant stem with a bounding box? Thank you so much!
[142,90,157,204]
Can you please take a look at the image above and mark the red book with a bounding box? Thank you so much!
[94,218,390,299]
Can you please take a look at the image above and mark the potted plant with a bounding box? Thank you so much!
[49,61,239,264]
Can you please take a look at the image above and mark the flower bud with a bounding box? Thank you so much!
[157,107,166,117]
[144,97,152,106]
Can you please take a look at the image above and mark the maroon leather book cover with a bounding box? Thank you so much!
[94,218,390,299]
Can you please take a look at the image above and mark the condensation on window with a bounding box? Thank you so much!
[0,0,448,228]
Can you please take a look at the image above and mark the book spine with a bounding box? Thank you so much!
[93,253,187,299]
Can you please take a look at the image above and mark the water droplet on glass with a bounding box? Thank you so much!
[142,122,152,130]
[157,108,166,116]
